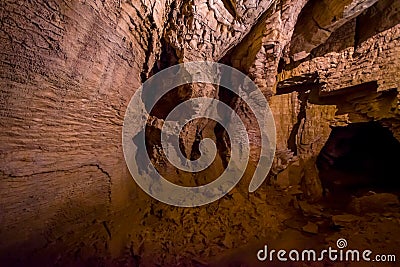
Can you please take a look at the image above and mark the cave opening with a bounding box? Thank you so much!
[317,122,400,199]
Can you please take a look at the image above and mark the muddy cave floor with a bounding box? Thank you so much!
[101,180,400,267]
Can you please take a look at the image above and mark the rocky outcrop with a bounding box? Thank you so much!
[1,0,399,265]
[290,0,380,60]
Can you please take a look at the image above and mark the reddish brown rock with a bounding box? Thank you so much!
[1,0,399,265]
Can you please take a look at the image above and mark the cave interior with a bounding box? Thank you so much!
[1,0,400,266]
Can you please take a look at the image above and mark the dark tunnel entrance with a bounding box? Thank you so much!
[317,122,400,198]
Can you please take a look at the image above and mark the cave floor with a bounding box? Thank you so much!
[107,184,400,267]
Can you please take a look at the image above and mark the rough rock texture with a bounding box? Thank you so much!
[290,0,380,59]
[1,0,399,266]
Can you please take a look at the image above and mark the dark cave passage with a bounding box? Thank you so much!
[317,122,400,197]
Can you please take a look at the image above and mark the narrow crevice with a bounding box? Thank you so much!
[276,72,319,95]
[102,221,112,239]
[220,0,239,20]
[189,126,202,161]
[214,122,230,169]
[287,91,309,156]
[354,14,361,50]
[94,164,112,204]
[149,37,179,76]
[149,1,179,77]
[140,14,157,83]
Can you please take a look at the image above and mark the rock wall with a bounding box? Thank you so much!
[0,0,142,264]
[0,0,399,265]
